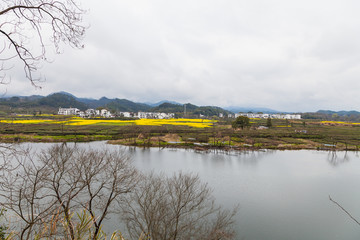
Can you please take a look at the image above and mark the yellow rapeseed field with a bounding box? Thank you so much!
[321,121,360,125]
[0,117,215,128]
[0,119,57,124]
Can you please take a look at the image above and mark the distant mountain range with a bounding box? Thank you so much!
[224,106,280,114]
[316,110,360,116]
[0,92,231,116]
[2,92,360,119]
[144,100,182,107]
[297,110,360,122]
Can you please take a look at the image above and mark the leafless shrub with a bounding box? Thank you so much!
[0,144,138,240]
[0,144,237,239]
[121,172,237,240]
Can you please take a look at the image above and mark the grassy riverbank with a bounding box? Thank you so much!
[1,115,360,150]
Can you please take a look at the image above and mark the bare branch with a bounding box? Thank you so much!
[329,195,360,226]
[0,0,86,86]
[121,172,237,240]
[0,144,138,239]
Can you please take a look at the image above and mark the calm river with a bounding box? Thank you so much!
[19,142,360,240]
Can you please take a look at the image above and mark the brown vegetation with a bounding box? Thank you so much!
[0,144,237,239]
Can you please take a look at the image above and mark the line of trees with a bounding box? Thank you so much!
[0,144,237,239]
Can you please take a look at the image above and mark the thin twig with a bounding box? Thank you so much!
[329,195,360,226]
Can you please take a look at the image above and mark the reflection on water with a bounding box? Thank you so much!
[327,151,351,166]
[8,142,360,240]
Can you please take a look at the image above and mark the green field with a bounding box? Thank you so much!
[1,115,360,150]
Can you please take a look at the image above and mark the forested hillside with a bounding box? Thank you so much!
[0,92,231,117]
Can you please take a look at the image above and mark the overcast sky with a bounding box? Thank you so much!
[3,0,360,112]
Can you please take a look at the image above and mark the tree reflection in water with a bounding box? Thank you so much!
[327,150,350,166]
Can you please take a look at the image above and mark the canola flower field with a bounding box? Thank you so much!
[2,116,360,150]
[0,117,215,128]
[320,120,360,125]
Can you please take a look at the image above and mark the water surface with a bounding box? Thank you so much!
[18,142,360,239]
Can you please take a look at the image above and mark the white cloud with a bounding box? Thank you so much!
[4,0,360,112]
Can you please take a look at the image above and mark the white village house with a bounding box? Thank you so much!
[58,107,80,115]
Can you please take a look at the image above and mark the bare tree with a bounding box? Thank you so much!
[0,0,86,85]
[0,144,138,240]
[0,145,237,239]
[0,146,58,239]
[61,146,139,239]
[121,172,237,240]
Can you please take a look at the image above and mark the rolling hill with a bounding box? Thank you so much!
[0,92,231,117]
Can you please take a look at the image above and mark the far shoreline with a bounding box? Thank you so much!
[1,137,350,152]
[0,136,354,152]
[107,141,355,152]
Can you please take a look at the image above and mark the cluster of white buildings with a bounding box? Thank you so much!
[58,108,301,120]
[234,113,301,119]
[58,108,113,118]
[58,108,175,119]
[120,112,175,119]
